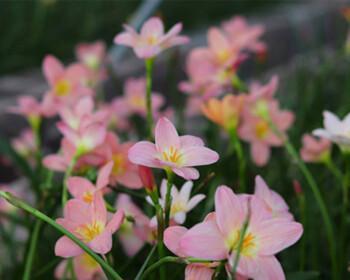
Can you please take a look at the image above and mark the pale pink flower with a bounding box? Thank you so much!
[300,134,331,163]
[43,139,77,172]
[75,41,106,71]
[114,17,189,59]
[116,194,154,256]
[239,97,294,166]
[11,129,36,162]
[147,180,205,224]
[313,111,350,151]
[116,77,165,117]
[254,176,294,221]
[91,132,143,189]
[9,95,53,120]
[67,161,113,204]
[55,195,124,257]
[222,16,266,55]
[55,253,106,280]
[178,186,303,280]
[248,76,279,102]
[101,99,131,132]
[42,55,93,112]
[128,117,219,180]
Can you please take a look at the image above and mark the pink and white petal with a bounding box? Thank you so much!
[92,194,107,225]
[182,146,219,167]
[106,210,125,233]
[323,111,342,134]
[96,161,114,189]
[256,220,303,255]
[215,186,244,238]
[89,230,112,255]
[55,236,83,258]
[75,96,94,116]
[187,194,206,211]
[253,256,285,280]
[43,154,67,171]
[179,221,227,260]
[185,264,214,280]
[162,23,182,42]
[114,32,136,46]
[180,135,204,147]
[179,181,194,202]
[155,117,180,151]
[141,17,164,37]
[164,226,188,256]
[173,167,199,180]
[67,177,95,199]
[128,141,160,168]
[173,212,186,224]
[43,55,64,84]
[251,142,270,167]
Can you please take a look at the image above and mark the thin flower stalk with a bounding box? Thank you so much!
[145,58,154,139]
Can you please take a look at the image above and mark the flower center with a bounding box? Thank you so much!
[161,146,183,165]
[75,221,104,242]
[146,35,158,45]
[255,120,269,139]
[227,229,258,257]
[170,201,186,216]
[54,79,71,96]
[82,191,94,204]
[130,95,145,109]
[80,253,99,269]
[112,153,126,176]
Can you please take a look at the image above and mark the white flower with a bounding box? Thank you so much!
[313,111,350,151]
[147,180,205,224]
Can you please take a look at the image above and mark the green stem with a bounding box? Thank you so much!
[135,245,157,280]
[0,191,123,280]
[297,193,306,271]
[269,123,338,279]
[164,169,174,228]
[62,154,78,206]
[229,128,247,192]
[141,257,212,280]
[22,219,43,280]
[324,159,343,184]
[145,58,155,140]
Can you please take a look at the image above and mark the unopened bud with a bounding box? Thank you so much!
[293,180,303,196]
[138,165,156,192]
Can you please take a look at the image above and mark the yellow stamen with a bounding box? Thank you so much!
[54,79,71,96]
[255,120,269,139]
[161,146,183,164]
[82,191,94,204]
[75,221,104,242]
[112,153,125,176]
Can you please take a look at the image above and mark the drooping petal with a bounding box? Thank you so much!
[173,167,199,180]
[55,236,83,258]
[180,221,227,260]
[164,226,188,256]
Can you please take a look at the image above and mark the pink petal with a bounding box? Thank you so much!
[173,167,199,180]
[96,161,113,189]
[187,194,206,211]
[55,236,83,258]
[141,17,164,37]
[164,226,188,257]
[251,142,270,166]
[215,186,244,239]
[185,265,214,280]
[43,154,67,171]
[116,169,143,189]
[180,135,204,147]
[155,117,180,151]
[67,177,95,199]
[106,210,125,233]
[89,230,112,255]
[64,199,91,224]
[43,55,64,85]
[179,220,227,260]
[119,232,145,257]
[128,141,160,168]
[91,194,107,225]
[182,146,219,167]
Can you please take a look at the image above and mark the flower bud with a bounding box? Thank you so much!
[293,180,303,196]
[138,165,156,192]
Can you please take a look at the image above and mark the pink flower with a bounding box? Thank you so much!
[177,185,303,279]
[67,161,113,204]
[116,77,165,117]
[222,16,266,55]
[147,180,205,224]
[91,132,143,189]
[11,129,36,163]
[114,17,189,59]
[128,117,219,180]
[300,134,331,163]
[42,55,93,113]
[254,176,293,221]
[116,194,154,257]
[43,139,77,172]
[9,95,53,120]
[55,253,106,280]
[75,41,106,71]
[55,195,124,257]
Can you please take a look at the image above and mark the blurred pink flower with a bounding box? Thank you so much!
[114,17,189,59]
[76,41,106,71]
[55,253,106,280]
[300,134,331,163]
[178,186,303,279]
[91,132,143,189]
[43,139,77,172]
[222,16,266,55]
[116,194,154,257]
[9,95,53,120]
[55,195,124,257]
[128,117,219,180]
[67,161,113,204]
[147,180,205,224]
[11,129,36,163]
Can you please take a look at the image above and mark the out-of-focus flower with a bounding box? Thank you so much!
[67,162,113,204]
[254,176,293,221]
[115,77,165,118]
[293,180,303,196]
[341,7,350,22]
[116,194,154,257]
[222,16,266,55]
[55,253,106,280]
[300,134,331,163]
[43,139,77,172]
[91,132,142,189]
[177,185,303,280]
[114,17,189,59]
[313,111,350,152]
[11,129,36,163]
[138,165,156,192]
[147,180,205,224]
[128,117,219,180]
[76,41,106,71]
[42,55,93,113]
[201,94,246,131]
[55,195,124,257]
